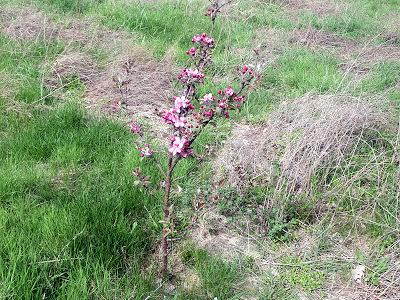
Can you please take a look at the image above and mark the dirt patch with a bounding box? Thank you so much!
[215,94,391,194]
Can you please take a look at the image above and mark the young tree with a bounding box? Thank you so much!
[127,0,256,277]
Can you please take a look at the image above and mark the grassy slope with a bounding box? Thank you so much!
[0,0,399,299]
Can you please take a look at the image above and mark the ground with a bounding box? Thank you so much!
[0,0,399,299]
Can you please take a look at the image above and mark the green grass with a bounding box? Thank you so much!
[178,244,239,299]
[358,62,400,92]
[36,0,105,13]
[0,34,63,104]
[282,257,325,292]
[0,32,162,298]
[97,0,253,59]
[0,102,163,298]
[263,48,344,97]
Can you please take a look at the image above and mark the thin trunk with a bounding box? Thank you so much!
[161,155,173,278]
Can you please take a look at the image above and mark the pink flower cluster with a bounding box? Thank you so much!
[240,65,255,83]
[186,47,197,57]
[169,136,191,157]
[174,96,194,112]
[138,144,153,157]
[202,93,214,104]
[191,33,214,48]
[162,109,187,128]
[128,120,141,134]
[178,68,205,84]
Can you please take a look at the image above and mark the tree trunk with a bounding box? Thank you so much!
[161,155,173,278]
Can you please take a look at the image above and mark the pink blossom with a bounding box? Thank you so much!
[128,120,141,134]
[186,47,197,57]
[224,86,234,97]
[162,109,178,125]
[174,96,193,112]
[234,95,245,103]
[191,33,214,48]
[173,116,187,128]
[162,109,187,128]
[202,109,214,118]
[138,144,154,157]
[178,68,205,84]
[218,99,228,109]
[202,93,214,104]
[169,136,191,157]
[242,65,255,78]
[192,34,203,43]
[203,36,214,47]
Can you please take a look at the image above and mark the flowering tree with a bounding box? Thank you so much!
[127,1,256,277]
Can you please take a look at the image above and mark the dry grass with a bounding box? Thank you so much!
[44,46,177,141]
[3,4,179,141]
[215,94,392,194]
[0,5,132,47]
[0,6,59,40]
[289,28,357,55]
[289,28,400,77]
[190,207,264,261]
[46,51,99,87]
[276,0,346,19]
[252,26,399,85]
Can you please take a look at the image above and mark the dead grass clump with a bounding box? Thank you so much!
[278,0,345,18]
[288,28,400,84]
[289,28,400,64]
[45,46,176,128]
[85,47,176,120]
[46,52,99,89]
[191,208,263,261]
[0,6,59,40]
[251,28,291,68]
[59,17,133,50]
[215,94,391,193]
[359,45,400,65]
[289,28,357,55]
[0,6,133,49]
